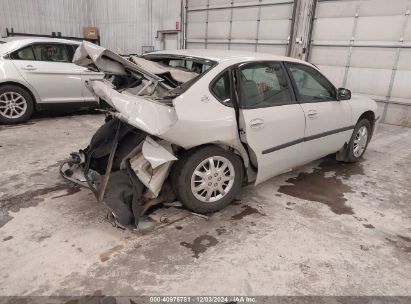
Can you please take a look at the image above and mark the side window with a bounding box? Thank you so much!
[32,44,70,62]
[10,46,35,60]
[287,63,336,102]
[67,44,79,62]
[239,62,293,108]
[211,71,231,105]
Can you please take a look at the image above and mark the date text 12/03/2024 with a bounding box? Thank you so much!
[149,296,257,303]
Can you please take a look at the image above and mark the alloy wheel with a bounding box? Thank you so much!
[0,92,28,119]
[190,156,235,203]
[353,125,368,158]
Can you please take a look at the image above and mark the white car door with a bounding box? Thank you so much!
[67,42,104,103]
[10,43,83,104]
[236,61,307,185]
[285,62,353,160]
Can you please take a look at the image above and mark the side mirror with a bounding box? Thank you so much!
[337,88,351,100]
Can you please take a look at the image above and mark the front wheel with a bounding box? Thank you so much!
[171,146,244,214]
[345,118,371,162]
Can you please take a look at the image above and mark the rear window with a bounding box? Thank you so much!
[10,45,35,60]
[143,55,218,98]
[211,71,231,105]
[153,58,213,74]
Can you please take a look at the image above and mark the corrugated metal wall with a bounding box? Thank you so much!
[89,0,181,54]
[0,0,181,54]
[0,0,91,37]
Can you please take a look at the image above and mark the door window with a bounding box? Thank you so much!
[211,71,231,105]
[67,44,79,62]
[239,62,293,108]
[32,44,70,62]
[10,46,35,60]
[286,63,336,102]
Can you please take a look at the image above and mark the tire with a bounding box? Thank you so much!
[0,85,34,124]
[171,145,244,214]
[344,118,371,162]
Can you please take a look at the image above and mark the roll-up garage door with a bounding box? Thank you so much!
[308,0,411,125]
[185,0,296,55]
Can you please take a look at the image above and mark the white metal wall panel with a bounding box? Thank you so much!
[185,0,295,55]
[89,0,181,54]
[312,17,355,42]
[89,0,149,54]
[309,0,411,113]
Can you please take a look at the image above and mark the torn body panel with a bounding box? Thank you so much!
[90,81,177,136]
[74,41,162,82]
[60,118,179,229]
[142,136,177,169]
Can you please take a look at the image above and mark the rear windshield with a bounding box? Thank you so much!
[142,54,217,97]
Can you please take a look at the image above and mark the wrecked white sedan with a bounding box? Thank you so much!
[61,42,378,230]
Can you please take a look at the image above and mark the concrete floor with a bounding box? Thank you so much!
[0,114,410,296]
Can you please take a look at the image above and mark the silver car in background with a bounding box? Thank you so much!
[0,37,104,123]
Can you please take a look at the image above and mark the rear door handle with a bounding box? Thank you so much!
[250,118,265,130]
[307,110,318,119]
[22,65,37,71]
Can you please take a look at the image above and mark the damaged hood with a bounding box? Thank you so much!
[73,41,163,82]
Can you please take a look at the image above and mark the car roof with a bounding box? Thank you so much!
[1,36,82,44]
[146,49,309,65]
[0,37,82,55]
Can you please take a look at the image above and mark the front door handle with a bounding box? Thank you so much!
[22,65,37,71]
[307,110,318,119]
[250,118,265,130]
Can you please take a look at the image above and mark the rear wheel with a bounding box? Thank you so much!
[171,146,244,214]
[0,85,34,124]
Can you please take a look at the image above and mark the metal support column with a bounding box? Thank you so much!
[342,0,361,87]
[381,0,411,122]
[228,1,234,50]
[205,0,210,49]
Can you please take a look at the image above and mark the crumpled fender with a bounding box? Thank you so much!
[130,136,178,197]
[91,81,177,136]
[142,136,177,169]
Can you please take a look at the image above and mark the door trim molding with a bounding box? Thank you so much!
[262,125,355,155]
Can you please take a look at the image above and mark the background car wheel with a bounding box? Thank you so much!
[171,145,244,214]
[345,118,371,162]
[0,85,34,124]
